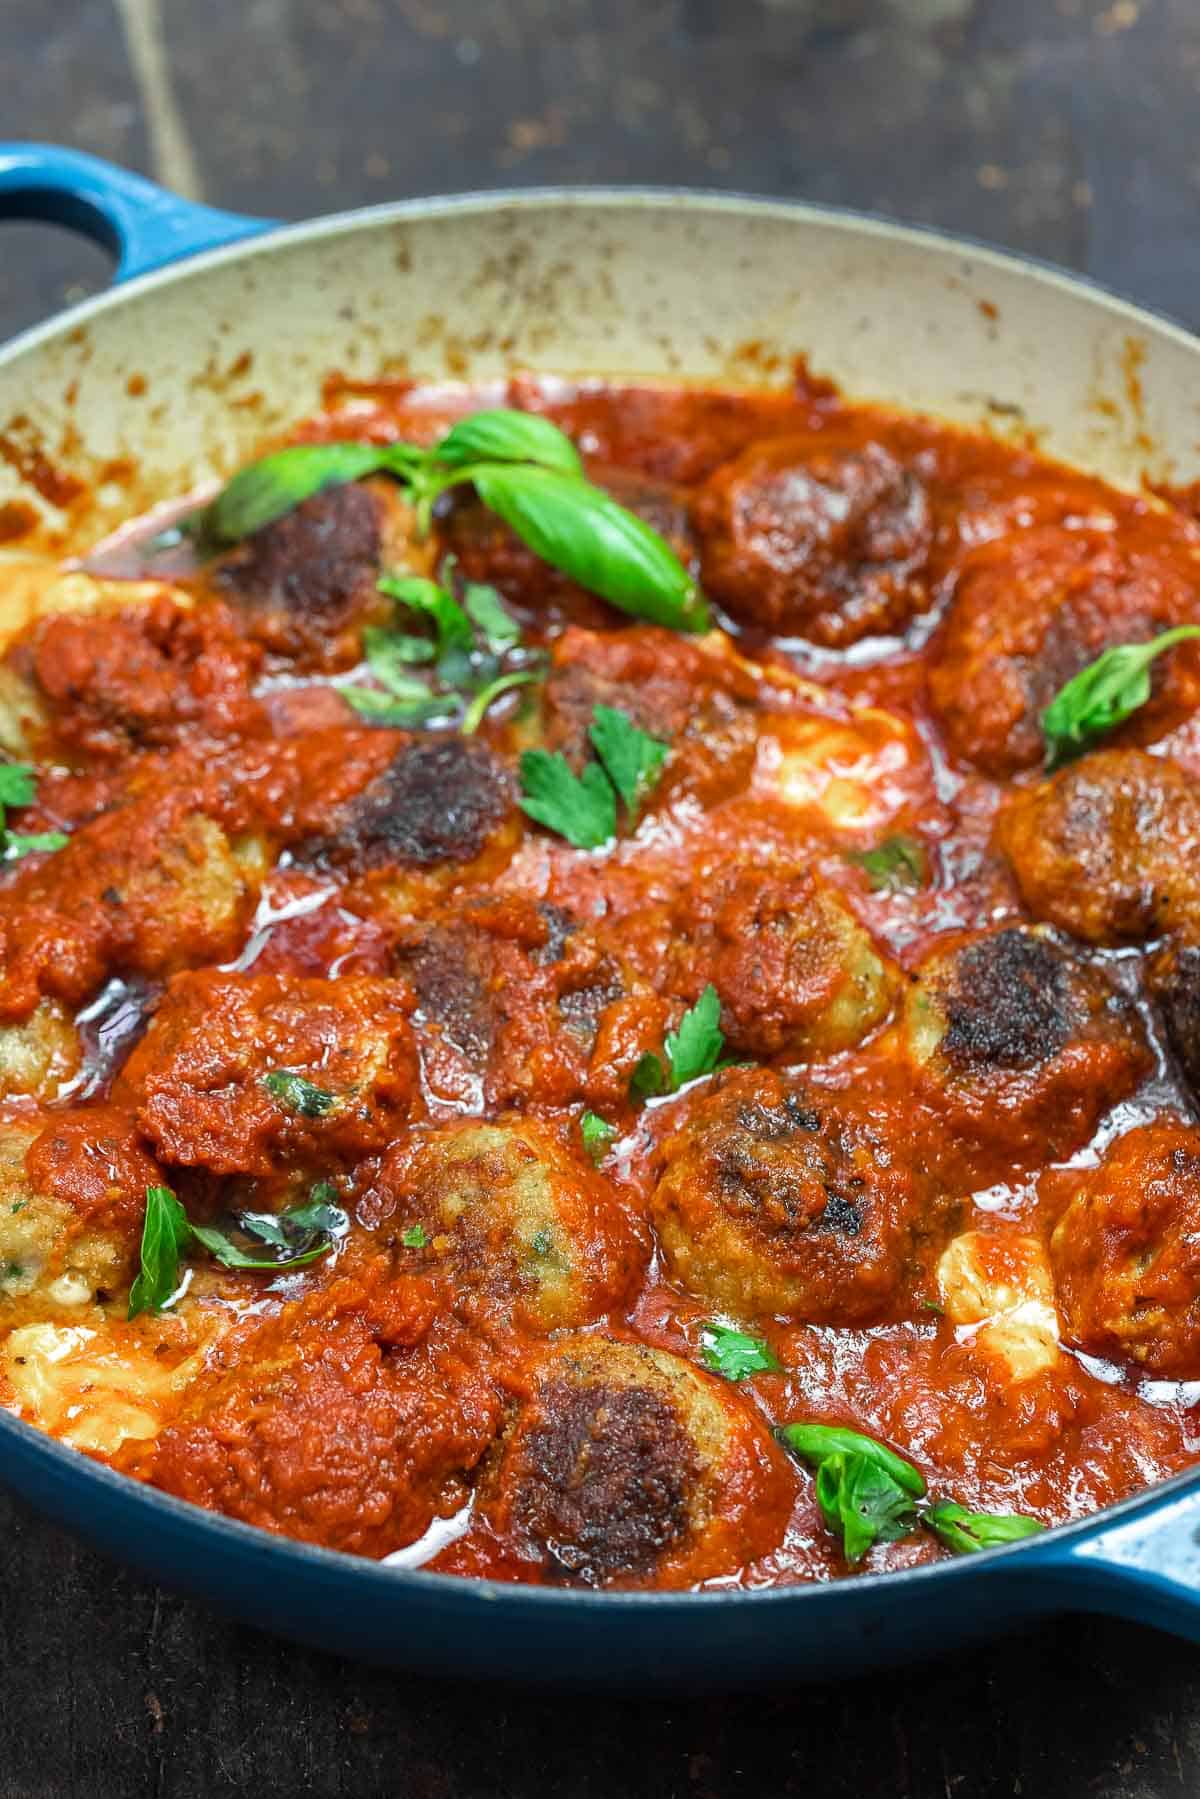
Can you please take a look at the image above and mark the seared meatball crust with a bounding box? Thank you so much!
[475,1335,794,1588]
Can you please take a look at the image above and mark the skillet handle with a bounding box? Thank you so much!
[1032,1483,1200,1644]
[0,142,273,284]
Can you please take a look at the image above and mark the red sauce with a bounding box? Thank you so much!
[4,370,1200,1590]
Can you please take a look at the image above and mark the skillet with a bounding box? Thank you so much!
[2,141,1200,1689]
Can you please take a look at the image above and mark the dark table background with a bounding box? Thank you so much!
[3,1,1200,1793]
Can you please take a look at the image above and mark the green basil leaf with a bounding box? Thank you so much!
[5,831,69,859]
[580,1110,617,1163]
[847,834,927,894]
[198,443,417,547]
[128,1185,191,1320]
[1042,625,1200,766]
[190,1222,333,1272]
[924,1498,1045,1554]
[815,1452,920,1562]
[588,705,669,813]
[435,408,583,476]
[629,1052,666,1100]
[699,1321,782,1381]
[401,1223,428,1249]
[518,749,616,849]
[377,573,474,660]
[463,581,521,651]
[0,764,37,809]
[777,1422,927,1497]
[460,668,542,736]
[262,1069,337,1118]
[472,465,708,633]
[665,984,725,1090]
[342,686,449,727]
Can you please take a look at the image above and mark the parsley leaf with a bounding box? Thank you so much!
[0,765,36,809]
[580,1110,617,1163]
[629,1052,666,1100]
[5,831,69,859]
[848,834,927,894]
[518,749,616,849]
[262,1070,337,1117]
[460,668,542,736]
[664,984,725,1089]
[1042,625,1200,766]
[341,685,448,726]
[0,764,68,862]
[361,622,436,678]
[401,1223,428,1248]
[699,1321,782,1381]
[924,1499,1044,1554]
[463,582,521,651]
[128,1185,191,1320]
[588,705,669,813]
[378,573,473,662]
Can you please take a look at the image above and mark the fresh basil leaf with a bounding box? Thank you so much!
[5,831,69,859]
[401,1223,428,1248]
[815,1452,920,1562]
[198,443,418,547]
[0,764,37,809]
[580,1110,617,1163]
[342,685,449,727]
[588,705,669,813]
[699,1321,782,1382]
[665,984,725,1090]
[924,1498,1044,1554]
[777,1422,927,1497]
[463,582,521,651]
[128,1185,191,1320]
[282,1198,347,1237]
[629,1052,666,1100]
[518,749,616,849]
[378,573,474,658]
[262,1069,337,1118]
[435,408,583,476]
[848,834,927,894]
[1042,625,1200,766]
[472,465,708,633]
[190,1222,332,1272]
[460,668,542,736]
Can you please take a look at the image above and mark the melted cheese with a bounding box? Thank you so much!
[755,710,918,832]
[937,1230,1061,1381]
[2,1319,212,1453]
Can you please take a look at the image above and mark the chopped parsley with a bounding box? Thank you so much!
[0,763,68,861]
[518,750,616,850]
[580,1110,617,1163]
[627,985,728,1102]
[588,705,669,813]
[847,834,927,894]
[401,1223,428,1249]
[262,1070,337,1118]
[699,1321,782,1382]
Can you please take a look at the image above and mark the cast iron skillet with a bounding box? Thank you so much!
[1,142,1200,1690]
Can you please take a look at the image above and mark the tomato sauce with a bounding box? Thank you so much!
[4,368,1200,1589]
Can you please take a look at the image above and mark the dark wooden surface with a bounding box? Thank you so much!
[3,2,1200,1793]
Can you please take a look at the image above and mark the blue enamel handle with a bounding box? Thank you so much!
[0,142,273,284]
[1029,1480,1200,1644]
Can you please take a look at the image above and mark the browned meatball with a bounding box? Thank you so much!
[367,1117,648,1333]
[475,1335,794,1588]
[1050,1121,1200,1377]
[691,432,932,644]
[306,736,517,876]
[928,526,1200,776]
[997,749,1200,945]
[901,926,1150,1175]
[1149,941,1200,1099]
[650,1067,943,1323]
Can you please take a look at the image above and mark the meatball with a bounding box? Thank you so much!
[691,432,932,644]
[997,749,1200,946]
[650,1067,941,1323]
[901,926,1149,1173]
[0,998,81,1101]
[658,864,897,1060]
[0,1114,147,1316]
[475,1335,793,1588]
[129,1262,503,1556]
[928,525,1200,776]
[307,736,516,877]
[1149,941,1200,1099]
[396,893,668,1110]
[368,1117,647,1333]
[117,970,420,1178]
[1049,1121,1200,1377]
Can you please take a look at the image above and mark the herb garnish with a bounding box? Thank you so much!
[778,1422,1043,1562]
[699,1321,782,1382]
[193,409,706,633]
[628,984,728,1101]
[401,1223,428,1249]
[262,1070,337,1117]
[128,1184,347,1319]
[848,834,927,894]
[580,1110,617,1163]
[1041,625,1200,767]
[0,763,68,861]
[518,705,668,849]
